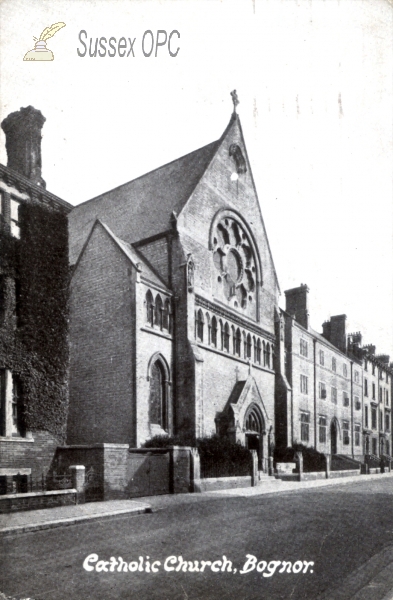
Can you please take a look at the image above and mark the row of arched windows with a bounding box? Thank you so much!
[145,290,172,333]
[194,308,273,368]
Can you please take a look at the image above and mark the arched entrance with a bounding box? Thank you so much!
[244,405,265,470]
[330,420,338,455]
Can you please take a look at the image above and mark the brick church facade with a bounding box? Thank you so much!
[67,107,280,471]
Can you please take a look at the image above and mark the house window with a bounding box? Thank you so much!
[342,421,350,445]
[372,383,376,400]
[343,364,347,378]
[319,350,324,366]
[300,374,308,394]
[319,416,327,444]
[364,379,368,397]
[343,392,349,407]
[379,387,383,403]
[371,407,377,429]
[365,405,369,428]
[354,370,359,383]
[300,339,308,357]
[372,438,377,455]
[354,396,361,411]
[319,382,327,399]
[10,198,20,238]
[380,409,383,430]
[332,357,336,372]
[372,364,375,375]
[386,390,389,406]
[386,374,389,384]
[386,440,390,456]
[331,387,337,404]
[385,413,390,432]
[355,424,361,446]
[364,359,368,371]
[300,412,310,442]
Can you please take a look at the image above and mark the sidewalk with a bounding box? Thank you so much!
[0,498,151,536]
[1,471,393,536]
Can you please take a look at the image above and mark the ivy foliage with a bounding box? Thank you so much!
[0,202,69,439]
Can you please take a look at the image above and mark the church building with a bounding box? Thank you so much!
[67,96,280,471]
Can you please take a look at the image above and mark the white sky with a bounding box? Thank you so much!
[1,0,392,359]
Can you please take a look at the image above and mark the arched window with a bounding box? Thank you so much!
[196,309,204,341]
[155,295,163,329]
[211,316,218,347]
[256,339,261,364]
[235,328,241,356]
[246,333,252,359]
[263,341,267,366]
[242,331,247,358]
[149,358,169,430]
[253,336,257,362]
[223,322,230,352]
[145,290,154,326]
[206,313,211,344]
[245,407,263,433]
[231,326,236,354]
[162,299,171,331]
[266,343,271,368]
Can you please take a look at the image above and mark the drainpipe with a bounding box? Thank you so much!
[350,361,354,458]
[313,339,317,449]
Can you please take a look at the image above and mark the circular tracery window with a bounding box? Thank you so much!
[212,216,257,310]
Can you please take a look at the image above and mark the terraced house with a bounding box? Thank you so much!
[0,106,71,489]
[275,283,393,467]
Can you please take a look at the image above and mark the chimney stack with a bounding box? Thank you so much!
[1,106,46,187]
[284,284,309,329]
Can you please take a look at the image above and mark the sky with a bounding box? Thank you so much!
[0,0,392,359]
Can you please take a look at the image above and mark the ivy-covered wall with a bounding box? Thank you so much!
[0,201,69,440]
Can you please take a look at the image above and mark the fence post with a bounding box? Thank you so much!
[69,465,86,504]
[325,454,330,479]
[190,448,201,493]
[295,452,303,482]
[250,450,258,486]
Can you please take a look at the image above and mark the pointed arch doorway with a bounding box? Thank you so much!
[244,405,265,471]
[330,420,338,455]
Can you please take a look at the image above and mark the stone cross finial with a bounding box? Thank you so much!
[231,90,239,113]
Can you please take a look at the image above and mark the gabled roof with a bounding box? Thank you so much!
[69,139,220,264]
[73,219,170,292]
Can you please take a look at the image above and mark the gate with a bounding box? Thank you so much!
[127,451,170,497]
[84,466,105,502]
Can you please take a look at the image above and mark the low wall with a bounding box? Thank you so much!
[0,489,77,514]
[194,476,252,493]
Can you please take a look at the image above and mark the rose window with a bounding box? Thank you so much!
[212,216,257,311]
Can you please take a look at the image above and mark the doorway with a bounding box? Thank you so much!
[330,420,337,455]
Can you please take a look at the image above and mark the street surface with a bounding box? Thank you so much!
[2,477,393,600]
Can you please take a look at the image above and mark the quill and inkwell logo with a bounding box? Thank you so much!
[23,22,66,61]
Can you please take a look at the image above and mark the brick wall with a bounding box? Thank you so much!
[68,223,136,445]
[0,430,61,479]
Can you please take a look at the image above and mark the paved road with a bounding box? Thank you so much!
[2,478,393,600]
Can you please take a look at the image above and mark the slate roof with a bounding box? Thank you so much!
[227,380,247,405]
[75,219,170,292]
[69,139,220,265]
